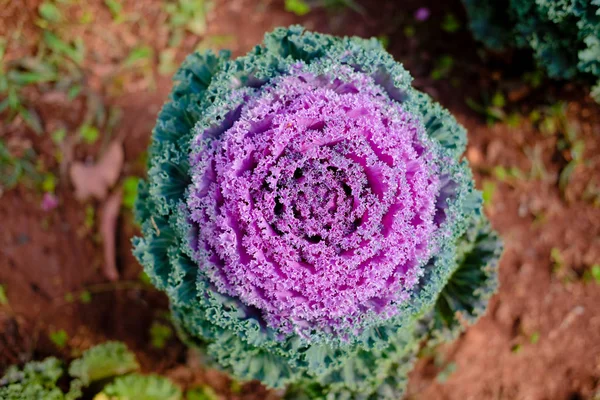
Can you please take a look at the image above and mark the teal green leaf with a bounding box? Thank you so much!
[39,2,63,23]
[49,329,68,348]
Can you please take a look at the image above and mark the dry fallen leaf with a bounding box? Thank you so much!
[99,188,122,281]
[70,141,124,201]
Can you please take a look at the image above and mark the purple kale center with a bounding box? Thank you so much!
[187,66,442,337]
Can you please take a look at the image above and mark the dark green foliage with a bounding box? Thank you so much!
[463,0,600,101]
[430,216,501,342]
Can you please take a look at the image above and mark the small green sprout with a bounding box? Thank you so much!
[79,124,99,144]
[523,69,544,88]
[285,0,311,15]
[165,0,210,39]
[493,166,526,182]
[122,176,140,209]
[230,379,243,394]
[104,0,124,21]
[49,329,69,348]
[482,180,496,209]
[139,271,152,285]
[506,112,521,128]
[436,361,457,383]
[39,1,63,24]
[491,91,505,108]
[68,84,82,100]
[195,35,235,52]
[583,265,600,285]
[465,95,506,125]
[529,109,542,123]
[79,9,95,24]
[84,205,95,230]
[150,322,173,349]
[51,128,67,144]
[187,385,219,400]
[441,13,461,33]
[591,265,600,284]
[377,35,390,49]
[550,247,564,271]
[159,49,178,76]
[431,55,454,80]
[79,290,92,304]
[0,284,9,306]
[42,173,57,193]
[124,46,154,68]
[43,31,86,66]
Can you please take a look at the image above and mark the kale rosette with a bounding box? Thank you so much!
[134,26,501,399]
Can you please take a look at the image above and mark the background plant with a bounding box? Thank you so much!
[462,0,600,101]
[0,341,206,400]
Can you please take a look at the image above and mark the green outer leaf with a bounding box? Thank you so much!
[427,215,502,344]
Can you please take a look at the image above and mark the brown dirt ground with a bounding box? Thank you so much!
[1,0,600,399]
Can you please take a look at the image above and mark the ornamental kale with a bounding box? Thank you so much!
[0,358,66,400]
[462,0,600,101]
[133,26,502,399]
[0,342,185,400]
[0,342,141,400]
